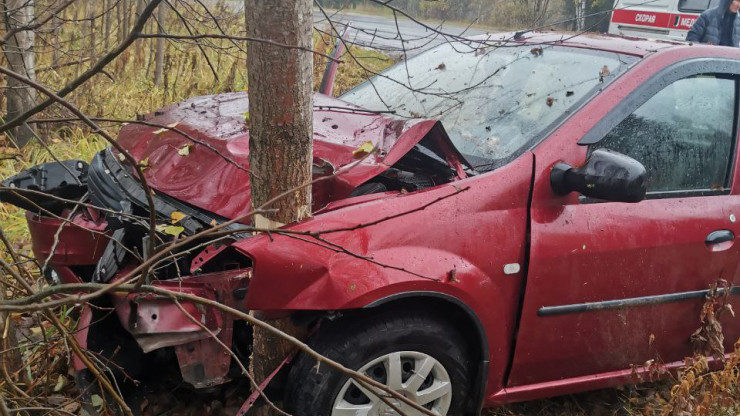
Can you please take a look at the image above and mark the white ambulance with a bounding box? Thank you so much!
[608,0,721,41]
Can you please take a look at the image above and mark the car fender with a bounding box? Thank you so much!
[233,152,535,396]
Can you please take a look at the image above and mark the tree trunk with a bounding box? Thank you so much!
[153,3,166,86]
[116,0,123,43]
[86,0,95,62]
[2,0,36,147]
[104,0,112,51]
[245,1,313,414]
[123,0,130,37]
[52,14,61,67]
[134,0,145,64]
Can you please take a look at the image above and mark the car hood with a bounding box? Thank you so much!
[115,92,466,220]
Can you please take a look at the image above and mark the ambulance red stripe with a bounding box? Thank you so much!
[611,9,700,30]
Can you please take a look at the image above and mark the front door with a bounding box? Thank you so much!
[508,70,740,386]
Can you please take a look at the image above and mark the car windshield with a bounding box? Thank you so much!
[340,42,636,170]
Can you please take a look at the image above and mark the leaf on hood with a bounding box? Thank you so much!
[153,122,179,135]
[156,224,185,237]
[352,141,375,158]
[177,143,194,156]
[171,211,186,224]
[139,157,150,170]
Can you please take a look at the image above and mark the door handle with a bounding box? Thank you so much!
[706,230,735,245]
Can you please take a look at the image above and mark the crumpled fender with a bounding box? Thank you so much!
[237,154,533,313]
[234,153,534,395]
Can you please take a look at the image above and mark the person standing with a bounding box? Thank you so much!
[687,0,740,46]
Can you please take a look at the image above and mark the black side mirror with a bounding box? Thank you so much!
[550,149,647,203]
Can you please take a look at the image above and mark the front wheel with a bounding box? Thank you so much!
[285,311,474,415]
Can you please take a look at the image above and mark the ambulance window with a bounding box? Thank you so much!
[679,0,720,12]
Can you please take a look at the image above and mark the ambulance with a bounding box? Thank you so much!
[608,0,720,41]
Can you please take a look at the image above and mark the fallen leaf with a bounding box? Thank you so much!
[139,157,149,170]
[117,152,126,162]
[566,91,574,97]
[546,97,554,107]
[599,65,611,82]
[171,211,186,224]
[156,224,185,237]
[53,374,65,392]
[352,141,375,158]
[177,143,193,156]
[243,111,250,122]
[436,63,446,70]
[153,122,179,135]
[530,47,543,56]
[210,219,217,227]
[91,394,104,409]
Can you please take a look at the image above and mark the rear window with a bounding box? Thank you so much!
[679,0,720,13]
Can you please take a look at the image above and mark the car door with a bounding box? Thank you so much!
[507,63,740,387]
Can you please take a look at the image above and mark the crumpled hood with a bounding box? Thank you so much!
[115,92,460,220]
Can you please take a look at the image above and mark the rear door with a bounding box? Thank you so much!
[508,61,740,386]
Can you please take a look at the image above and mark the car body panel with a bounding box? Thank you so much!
[236,153,533,396]
[505,43,740,393]
[114,94,467,220]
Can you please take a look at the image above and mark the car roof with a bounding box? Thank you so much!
[466,31,740,59]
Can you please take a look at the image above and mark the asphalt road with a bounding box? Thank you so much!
[313,10,492,56]
[220,1,492,56]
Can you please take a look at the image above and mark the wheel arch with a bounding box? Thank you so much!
[363,291,489,360]
[334,291,490,415]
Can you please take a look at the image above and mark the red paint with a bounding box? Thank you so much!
[20,34,740,407]
[26,210,109,272]
[115,95,465,220]
[72,305,93,371]
[611,9,673,28]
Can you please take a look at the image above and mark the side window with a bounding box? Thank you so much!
[678,0,720,12]
[592,75,736,194]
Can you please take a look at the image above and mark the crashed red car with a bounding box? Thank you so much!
[3,32,740,415]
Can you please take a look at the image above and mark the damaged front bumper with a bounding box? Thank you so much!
[1,151,255,389]
[75,269,250,389]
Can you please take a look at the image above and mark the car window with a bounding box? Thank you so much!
[340,43,635,169]
[678,0,721,12]
[591,75,736,194]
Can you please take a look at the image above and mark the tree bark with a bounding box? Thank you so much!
[134,0,145,64]
[153,2,165,86]
[245,1,313,414]
[104,0,112,51]
[87,0,95,62]
[2,0,36,147]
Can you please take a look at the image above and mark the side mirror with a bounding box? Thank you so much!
[550,149,646,203]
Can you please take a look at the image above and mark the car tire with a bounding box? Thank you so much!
[285,310,474,416]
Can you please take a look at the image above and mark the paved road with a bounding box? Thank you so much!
[314,10,492,56]
[220,1,492,56]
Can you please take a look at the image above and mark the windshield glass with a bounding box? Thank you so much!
[340,42,636,169]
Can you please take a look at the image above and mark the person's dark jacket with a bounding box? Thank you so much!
[686,0,740,46]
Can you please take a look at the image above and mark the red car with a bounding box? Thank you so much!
[3,32,740,415]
